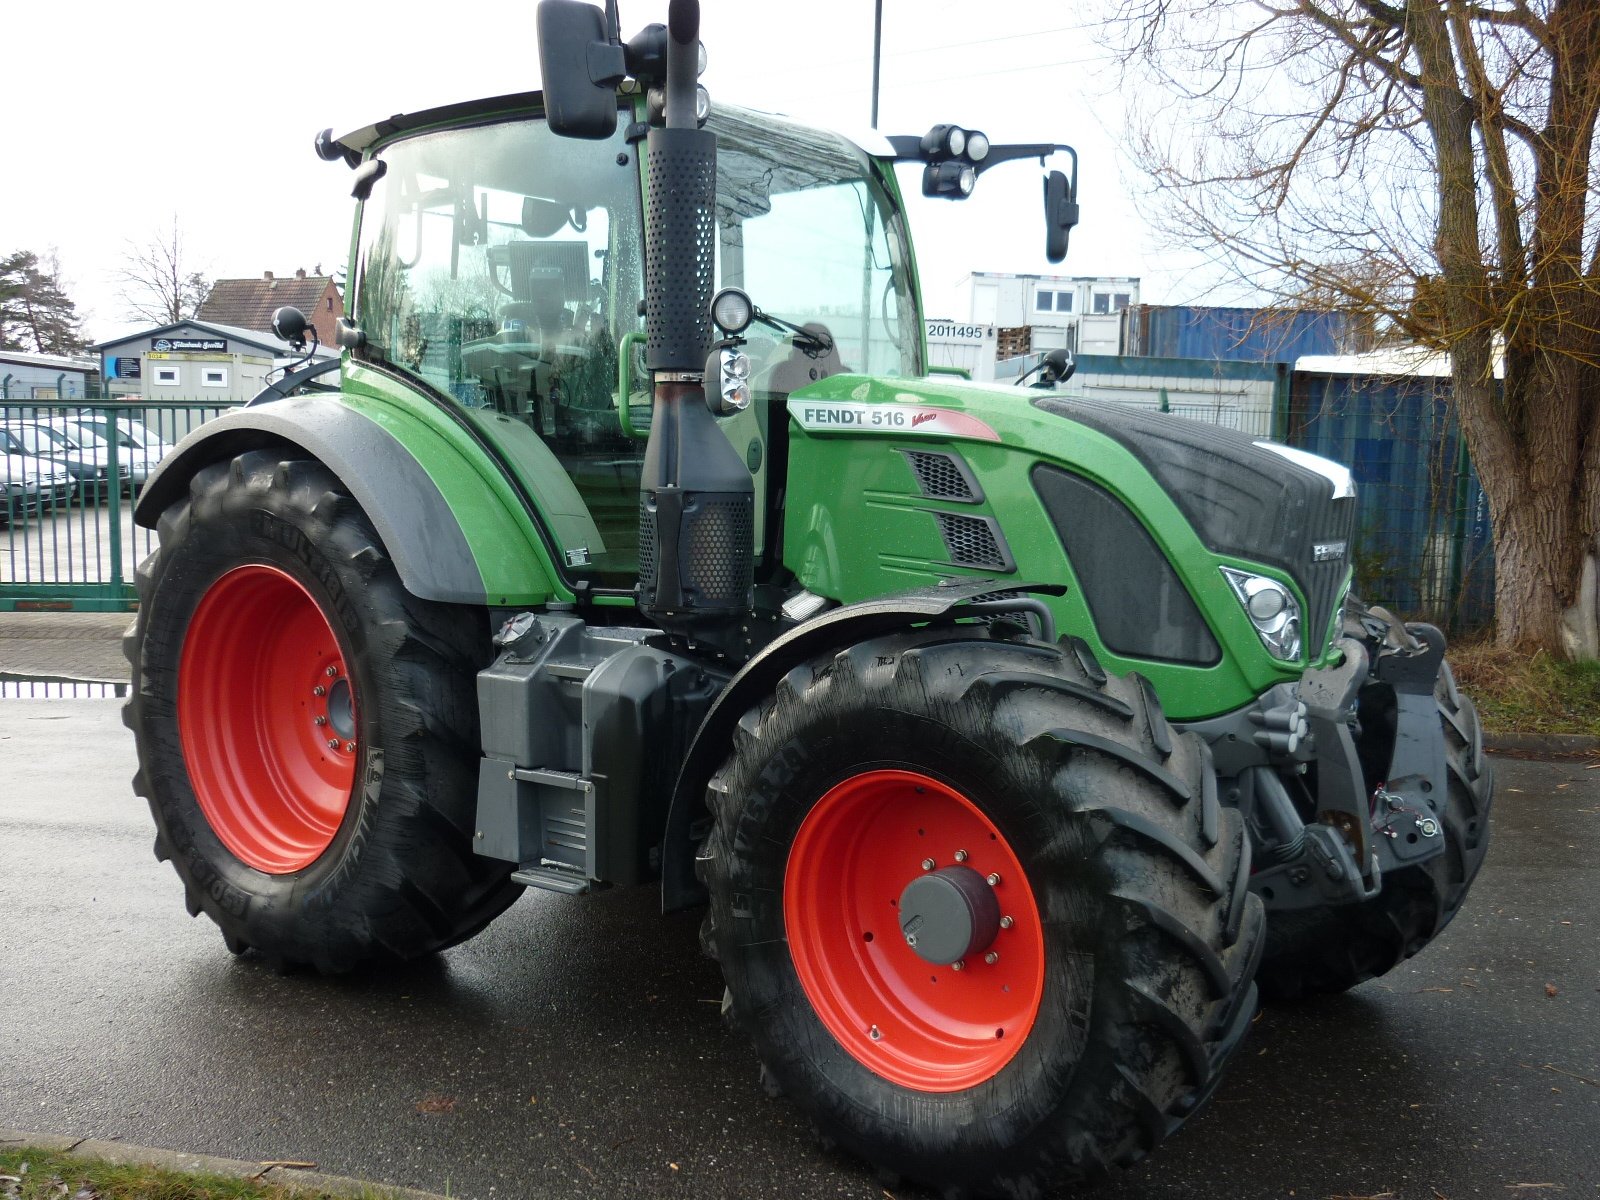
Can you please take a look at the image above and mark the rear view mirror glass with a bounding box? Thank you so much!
[538,0,622,140]
[1044,170,1080,264]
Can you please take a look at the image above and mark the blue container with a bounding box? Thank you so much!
[1287,370,1493,629]
[1124,305,1362,364]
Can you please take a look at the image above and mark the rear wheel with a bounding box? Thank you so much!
[699,630,1264,1198]
[125,449,521,971]
[1256,661,1493,1000]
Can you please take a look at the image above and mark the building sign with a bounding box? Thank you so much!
[107,356,142,379]
[152,337,226,353]
[925,321,994,344]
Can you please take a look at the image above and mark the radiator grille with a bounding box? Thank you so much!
[935,512,1012,572]
[904,450,980,502]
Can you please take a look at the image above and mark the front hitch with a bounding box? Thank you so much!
[1250,616,1450,912]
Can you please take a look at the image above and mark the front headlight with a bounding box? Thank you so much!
[1221,567,1302,662]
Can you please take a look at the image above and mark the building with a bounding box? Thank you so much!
[93,320,295,402]
[964,273,1140,356]
[0,350,97,400]
[197,268,344,347]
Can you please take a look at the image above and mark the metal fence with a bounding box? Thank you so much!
[0,384,1494,633]
[1,400,240,611]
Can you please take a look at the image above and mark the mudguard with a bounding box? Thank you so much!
[659,578,1065,912]
[135,395,558,606]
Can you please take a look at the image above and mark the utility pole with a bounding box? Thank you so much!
[870,0,883,128]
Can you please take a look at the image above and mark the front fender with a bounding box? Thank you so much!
[136,395,559,606]
[659,579,1064,912]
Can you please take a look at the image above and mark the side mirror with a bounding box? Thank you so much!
[272,306,309,350]
[1044,170,1080,264]
[1038,347,1075,386]
[538,0,626,139]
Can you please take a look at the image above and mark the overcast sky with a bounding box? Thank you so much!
[4,1,1225,342]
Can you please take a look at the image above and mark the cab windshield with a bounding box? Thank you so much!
[352,103,918,584]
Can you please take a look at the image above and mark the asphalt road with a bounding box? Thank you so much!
[1,699,1596,1199]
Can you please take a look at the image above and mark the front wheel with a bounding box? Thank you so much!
[125,449,522,972]
[699,630,1264,1197]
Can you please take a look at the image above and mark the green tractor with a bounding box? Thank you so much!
[124,2,1493,1194]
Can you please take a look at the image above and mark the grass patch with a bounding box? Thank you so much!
[1449,637,1600,736]
[0,1148,391,1200]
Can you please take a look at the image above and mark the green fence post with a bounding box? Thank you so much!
[105,404,124,598]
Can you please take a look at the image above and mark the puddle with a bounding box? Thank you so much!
[0,672,128,699]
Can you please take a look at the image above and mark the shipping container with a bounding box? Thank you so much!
[1121,304,1370,364]
[1288,368,1493,629]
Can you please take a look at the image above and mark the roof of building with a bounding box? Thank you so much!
[1296,342,1505,380]
[91,319,290,356]
[0,349,97,373]
[196,271,336,338]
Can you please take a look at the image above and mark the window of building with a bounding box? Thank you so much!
[154,366,180,386]
[1035,289,1074,313]
[1113,292,1131,311]
[201,367,228,387]
[1035,291,1053,312]
[1092,293,1111,314]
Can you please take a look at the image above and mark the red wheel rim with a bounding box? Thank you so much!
[784,769,1045,1092]
[178,564,358,874]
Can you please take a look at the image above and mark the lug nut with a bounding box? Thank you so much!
[326,665,338,677]
[921,858,935,871]
[313,685,325,697]
[954,849,968,863]
[314,715,328,726]
[986,872,1001,886]
[1000,915,1013,930]
[326,738,340,750]
[985,951,999,965]
[951,959,965,972]
[345,741,356,753]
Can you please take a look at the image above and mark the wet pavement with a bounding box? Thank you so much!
[1,699,1596,1199]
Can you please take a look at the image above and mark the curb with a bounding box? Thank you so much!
[1484,732,1600,755]
[0,1129,453,1200]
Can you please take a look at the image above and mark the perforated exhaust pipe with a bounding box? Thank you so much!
[636,0,753,635]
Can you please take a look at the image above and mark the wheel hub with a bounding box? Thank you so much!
[783,769,1045,1092]
[899,866,1000,965]
[178,564,358,874]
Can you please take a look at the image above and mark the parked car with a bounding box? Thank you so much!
[2,420,111,503]
[0,433,73,522]
[53,415,174,488]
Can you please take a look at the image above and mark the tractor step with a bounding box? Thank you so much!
[511,864,593,895]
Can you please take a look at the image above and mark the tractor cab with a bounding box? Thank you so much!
[341,94,919,587]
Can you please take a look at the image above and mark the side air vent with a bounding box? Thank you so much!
[934,512,1014,572]
[903,450,983,503]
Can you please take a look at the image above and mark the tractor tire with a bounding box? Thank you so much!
[124,449,521,973]
[697,629,1264,1199]
[1256,660,1493,1001]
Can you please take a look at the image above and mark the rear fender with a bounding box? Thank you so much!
[135,396,559,606]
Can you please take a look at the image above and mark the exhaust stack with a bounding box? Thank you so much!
[635,0,754,637]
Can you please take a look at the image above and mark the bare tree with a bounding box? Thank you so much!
[116,215,211,326]
[1103,0,1600,657]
